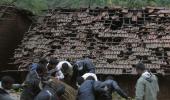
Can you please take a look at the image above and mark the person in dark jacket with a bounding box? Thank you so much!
[34,79,65,100]
[77,76,95,100]
[0,89,14,100]
[74,58,95,76]
[47,58,59,71]
[72,58,95,83]
[20,64,48,100]
[94,76,129,100]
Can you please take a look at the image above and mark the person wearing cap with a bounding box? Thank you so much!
[135,63,159,100]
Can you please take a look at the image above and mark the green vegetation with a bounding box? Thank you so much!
[45,0,170,8]
[0,0,48,14]
[0,0,170,14]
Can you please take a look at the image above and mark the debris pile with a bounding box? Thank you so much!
[14,7,170,75]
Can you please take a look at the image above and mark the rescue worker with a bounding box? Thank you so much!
[20,64,48,100]
[47,58,59,70]
[29,58,48,71]
[72,58,95,82]
[74,58,95,75]
[55,60,73,80]
[0,76,14,100]
[29,58,39,71]
[77,73,98,88]
[135,63,159,100]
[39,58,49,67]
[77,76,95,100]
[94,76,129,100]
[47,58,59,76]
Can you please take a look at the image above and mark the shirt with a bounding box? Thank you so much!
[82,73,98,81]
[55,61,73,80]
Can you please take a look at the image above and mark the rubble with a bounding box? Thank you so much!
[14,7,170,75]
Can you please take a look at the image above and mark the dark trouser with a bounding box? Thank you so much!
[20,88,36,100]
[95,93,112,100]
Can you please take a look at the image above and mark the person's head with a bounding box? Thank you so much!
[77,77,85,86]
[33,58,39,63]
[36,64,47,77]
[105,75,114,80]
[48,58,59,70]
[39,58,48,66]
[1,76,14,90]
[86,76,95,81]
[61,63,69,75]
[135,63,146,75]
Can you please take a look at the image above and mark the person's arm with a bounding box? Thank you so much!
[55,70,64,80]
[155,76,159,93]
[112,81,128,99]
[34,91,52,100]
[67,62,73,76]
[71,65,78,85]
[85,60,95,73]
[135,79,145,100]
[88,68,95,73]
[94,82,107,93]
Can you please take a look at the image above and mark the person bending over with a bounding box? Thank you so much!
[55,61,73,80]
[77,76,96,100]
[72,58,95,83]
[94,76,129,100]
[20,64,48,100]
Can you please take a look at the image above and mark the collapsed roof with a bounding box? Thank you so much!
[14,7,170,75]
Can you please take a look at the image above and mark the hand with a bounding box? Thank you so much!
[104,86,108,91]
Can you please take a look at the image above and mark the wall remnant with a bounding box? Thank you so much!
[0,5,32,71]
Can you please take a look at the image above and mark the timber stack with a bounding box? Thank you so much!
[14,7,170,75]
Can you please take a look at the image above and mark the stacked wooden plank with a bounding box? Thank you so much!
[14,7,170,75]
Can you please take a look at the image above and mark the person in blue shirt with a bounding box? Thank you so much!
[77,76,95,100]
[29,58,48,71]
[20,63,48,100]
[72,58,95,85]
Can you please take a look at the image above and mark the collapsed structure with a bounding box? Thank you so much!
[0,5,31,71]
[14,7,170,75]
